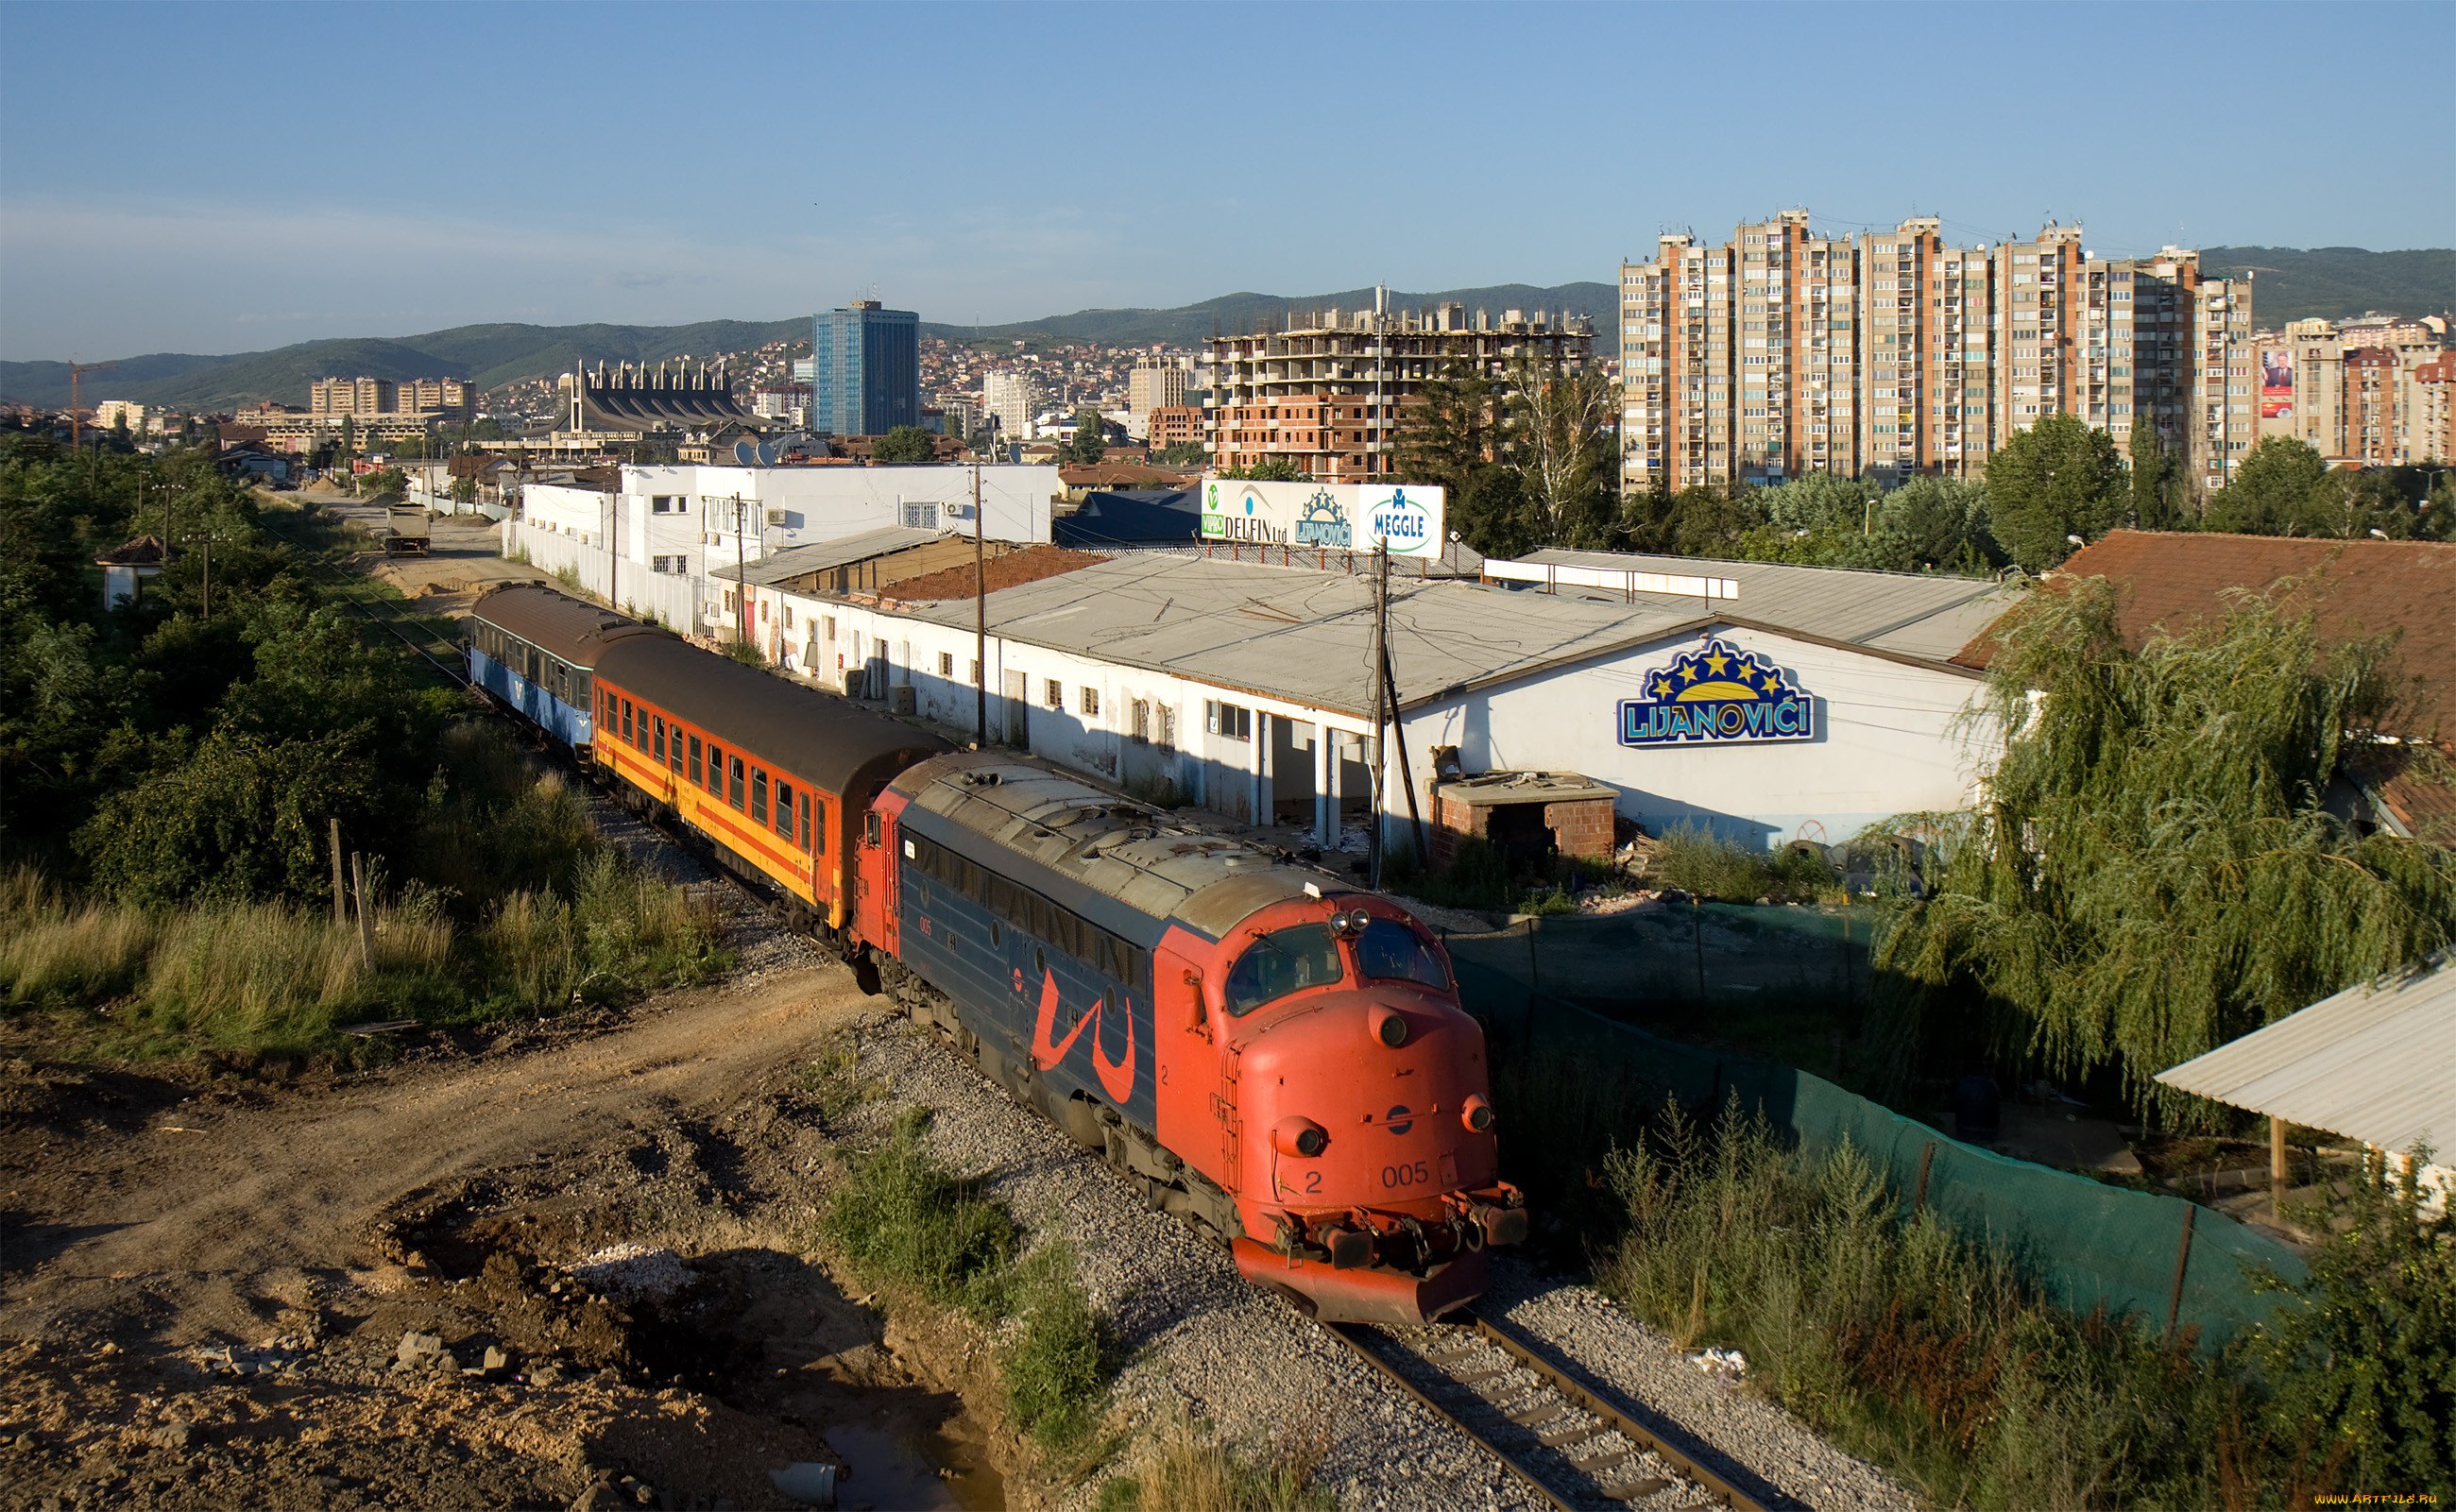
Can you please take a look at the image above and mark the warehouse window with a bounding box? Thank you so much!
[751,770,769,826]
[1130,699,1151,743]
[775,780,795,842]
[1045,678,1063,709]
[939,651,955,677]
[969,659,981,688]
[689,735,704,787]
[1206,700,1252,741]
[1156,705,1177,751]
[1080,687,1100,718]
[728,756,745,809]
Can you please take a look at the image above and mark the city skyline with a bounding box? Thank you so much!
[3,1,2452,360]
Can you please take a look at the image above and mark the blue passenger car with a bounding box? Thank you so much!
[464,585,665,752]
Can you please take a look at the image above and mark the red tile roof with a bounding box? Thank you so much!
[1956,532,2456,740]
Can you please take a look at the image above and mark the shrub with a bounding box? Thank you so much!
[823,1107,1020,1309]
[1646,824,1833,903]
[1595,1099,2244,1509]
[1002,1249,1109,1450]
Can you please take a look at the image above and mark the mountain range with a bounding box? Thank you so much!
[4,247,2447,413]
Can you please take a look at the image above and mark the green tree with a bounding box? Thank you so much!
[2127,418,2180,530]
[1983,412,2125,570]
[2208,435,2338,535]
[1150,440,1208,468]
[1219,457,1305,482]
[1872,574,2456,1119]
[1061,410,1107,466]
[1504,351,1619,548]
[872,425,935,465]
[1393,360,1500,498]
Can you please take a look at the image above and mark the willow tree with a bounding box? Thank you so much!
[1873,573,2456,1123]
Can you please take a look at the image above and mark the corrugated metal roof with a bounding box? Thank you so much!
[2154,954,2456,1156]
[1508,549,2019,657]
[876,553,1707,721]
[710,525,947,586]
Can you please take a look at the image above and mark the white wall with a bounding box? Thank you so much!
[751,587,1376,835]
[623,464,1056,561]
[1400,623,1996,850]
[506,509,700,634]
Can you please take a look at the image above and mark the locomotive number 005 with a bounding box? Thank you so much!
[1381,1161,1432,1189]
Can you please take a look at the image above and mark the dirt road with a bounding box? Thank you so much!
[0,964,1002,1511]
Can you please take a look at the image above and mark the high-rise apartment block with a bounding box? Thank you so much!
[1204,301,1593,483]
[2257,315,2452,466]
[982,370,1041,447]
[1127,358,1195,440]
[810,300,920,437]
[308,376,472,419]
[1620,214,2257,496]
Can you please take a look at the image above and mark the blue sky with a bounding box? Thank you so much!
[3,1,2450,360]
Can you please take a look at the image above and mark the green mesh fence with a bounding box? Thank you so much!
[1454,957,2306,1351]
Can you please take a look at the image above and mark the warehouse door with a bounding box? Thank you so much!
[1002,671,1029,746]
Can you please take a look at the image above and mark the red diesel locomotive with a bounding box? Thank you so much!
[470,585,1526,1323]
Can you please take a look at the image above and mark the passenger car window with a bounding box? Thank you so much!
[1356,919,1451,990]
[1223,925,1343,1017]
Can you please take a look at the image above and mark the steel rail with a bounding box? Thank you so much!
[255,508,470,686]
[1470,1316,1765,1512]
[1325,1321,1578,1512]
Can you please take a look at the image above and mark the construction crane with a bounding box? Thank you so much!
[68,360,118,450]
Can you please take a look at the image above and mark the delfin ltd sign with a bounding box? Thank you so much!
[1617,637,1815,746]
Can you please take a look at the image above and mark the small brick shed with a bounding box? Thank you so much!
[1428,771,1619,872]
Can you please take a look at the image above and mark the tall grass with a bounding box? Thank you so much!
[472,850,722,1015]
[1645,823,1834,903]
[1,867,455,1054]
[1595,1100,2248,1509]
[1093,1404,1334,1512]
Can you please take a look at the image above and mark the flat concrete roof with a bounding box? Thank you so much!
[1500,548,2021,662]
[1435,771,1621,807]
[878,552,1706,721]
[710,525,947,586]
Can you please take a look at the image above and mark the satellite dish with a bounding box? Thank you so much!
[756,441,778,467]
[732,439,758,466]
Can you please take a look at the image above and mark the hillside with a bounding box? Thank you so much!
[2200,246,2454,324]
[0,319,807,412]
[8,250,2447,412]
[919,281,1618,349]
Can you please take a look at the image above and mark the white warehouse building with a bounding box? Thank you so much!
[507,462,1059,637]
[732,547,2017,855]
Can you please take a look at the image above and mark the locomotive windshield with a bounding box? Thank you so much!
[1224,925,1344,1016]
[1356,919,1451,991]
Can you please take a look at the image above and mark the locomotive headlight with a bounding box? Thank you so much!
[1346,907,1373,933]
[1370,1003,1408,1047]
[1272,1116,1329,1158]
[1461,1095,1495,1134]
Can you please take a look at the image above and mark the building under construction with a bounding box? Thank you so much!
[1203,301,1594,484]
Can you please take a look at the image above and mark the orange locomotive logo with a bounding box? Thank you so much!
[1029,969,1136,1102]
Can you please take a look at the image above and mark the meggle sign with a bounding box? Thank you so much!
[1617,637,1815,747]
[1200,479,1445,558]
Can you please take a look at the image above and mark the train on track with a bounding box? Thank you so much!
[466,584,1526,1324]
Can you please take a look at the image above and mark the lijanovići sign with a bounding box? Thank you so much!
[1199,479,1446,558]
[1617,637,1815,746]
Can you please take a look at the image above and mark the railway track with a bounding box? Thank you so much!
[1330,1315,1766,1512]
[254,504,470,686]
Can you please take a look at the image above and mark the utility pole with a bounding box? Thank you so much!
[972,447,988,745]
[1367,541,1389,889]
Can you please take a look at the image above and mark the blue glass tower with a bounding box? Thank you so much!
[810,300,921,437]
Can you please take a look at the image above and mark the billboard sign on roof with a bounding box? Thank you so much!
[1200,479,1446,558]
